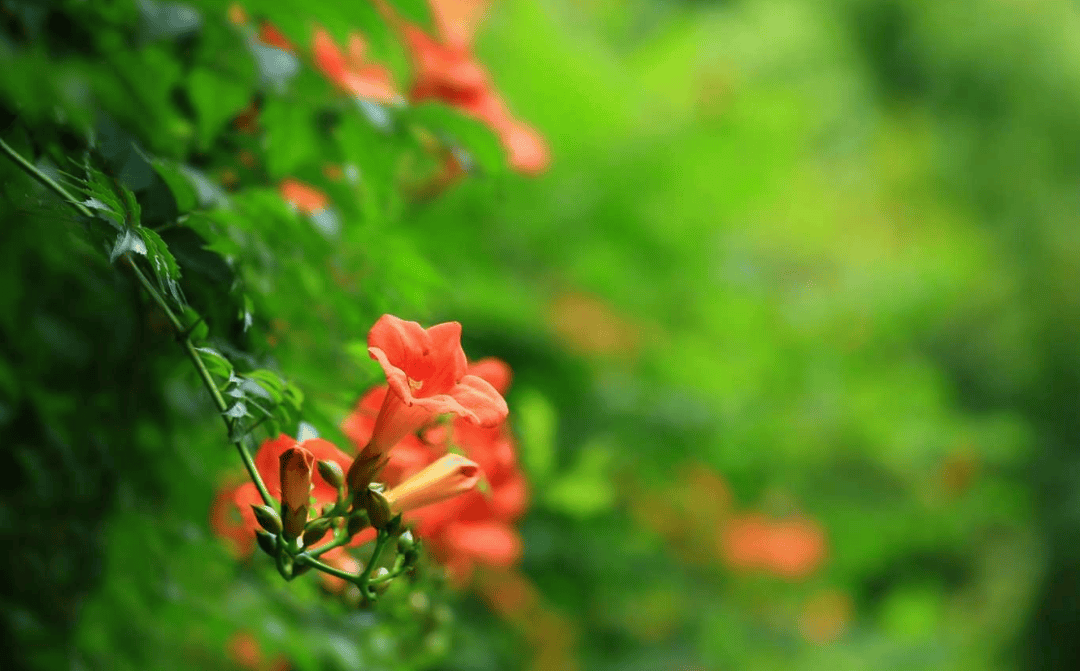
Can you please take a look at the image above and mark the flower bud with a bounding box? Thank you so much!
[317,459,345,490]
[397,529,415,554]
[250,504,283,535]
[255,529,278,557]
[384,454,481,514]
[370,566,391,594]
[365,486,392,530]
[279,446,315,539]
[302,518,333,547]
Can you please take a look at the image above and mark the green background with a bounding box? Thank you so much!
[2,0,1079,669]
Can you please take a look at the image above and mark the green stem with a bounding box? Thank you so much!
[0,136,93,218]
[309,533,348,559]
[367,556,407,586]
[0,138,274,505]
[294,555,359,584]
[356,531,390,590]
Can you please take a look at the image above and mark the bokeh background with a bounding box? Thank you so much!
[3,0,1080,669]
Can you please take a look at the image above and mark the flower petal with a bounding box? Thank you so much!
[450,374,508,427]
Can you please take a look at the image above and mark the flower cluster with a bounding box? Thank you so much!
[228,0,549,188]
[341,317,528,582]
[210,314,525,597]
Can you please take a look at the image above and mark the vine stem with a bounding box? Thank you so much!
[0,136,93,218]
[0,136,273,505]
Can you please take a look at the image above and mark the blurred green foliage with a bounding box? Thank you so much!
[3,0,1080,670]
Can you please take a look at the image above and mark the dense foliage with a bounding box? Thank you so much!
[3,1,1080,670]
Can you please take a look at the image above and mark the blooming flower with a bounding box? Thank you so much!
[341,353,526,582]
[312,27,402,105]
[345,315,508,492]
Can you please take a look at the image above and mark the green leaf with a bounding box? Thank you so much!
[109,228,147,262]
[195,347,233,381]
[146,156,197,213]
[515,388,557,483]
[139,228,185,307]
[224,402,248,419]
[187,67,253,150]
[406,103,505,176]
[261,98,318,177]
[544,441,616,519]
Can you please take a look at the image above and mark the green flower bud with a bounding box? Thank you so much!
[255,529,278,557]
[317,459,345,490]
[251,504,283,535]
[302,518,333,547]
[364,487,392,530]
[397,529,415,554]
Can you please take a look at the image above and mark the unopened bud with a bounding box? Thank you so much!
[255,529,277,557]
[251,504,283,534]
[317,459,345,490]
[397,529,415,553]
[280,446,315,539]
[302,518,333,547]
[365,487,392,530]
[370,567,391,595]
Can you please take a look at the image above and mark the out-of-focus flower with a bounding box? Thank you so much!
[798,588,854,643]
[312,27,402,105]
[719,512,827,579]
[258,21,294,52]
[373,0,550,174]
[227,631,262,670]
[766,515,827,579]
[279,178,329,215]
[549,292,641,357]
[345,315,507,492]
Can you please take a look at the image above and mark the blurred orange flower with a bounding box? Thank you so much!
[373,0,550,174]
[312,27,401,105]
[279,178,329,215]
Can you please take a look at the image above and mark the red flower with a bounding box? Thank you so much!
[373,0,550,175]
[345,315,507,491]
[341,354,527,583]
[258,21,294,52]
[719,512,827,580]
[279,179,329,215]
[312,27,402,105]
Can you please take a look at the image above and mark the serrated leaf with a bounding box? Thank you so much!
[224,402,247,419]
[139,228,185,306]
[195,347,233,380]
[109,228,147,262]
